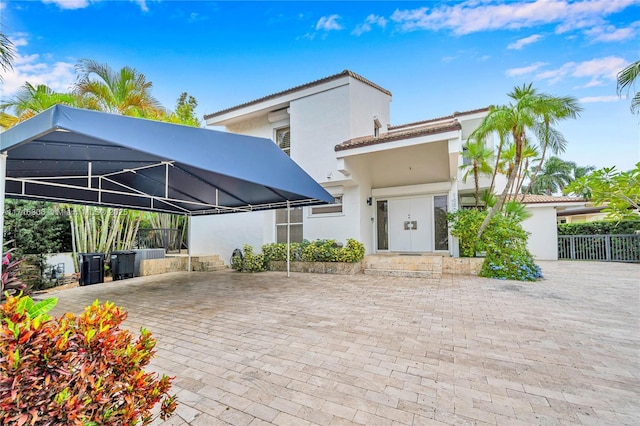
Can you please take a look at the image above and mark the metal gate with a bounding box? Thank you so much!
[558,234,640,262]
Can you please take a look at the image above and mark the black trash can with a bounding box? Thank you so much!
[79,253,105,286]
[110,250,136,280]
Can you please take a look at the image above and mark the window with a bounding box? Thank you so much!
[311,195,343,215]
[276,127,290,156]
[462,145,471,166]
[434,195,449,251]
[373,117,381,138]
[275,206,303,243]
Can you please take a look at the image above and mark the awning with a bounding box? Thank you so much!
[0,105,333,215]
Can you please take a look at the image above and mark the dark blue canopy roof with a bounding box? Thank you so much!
[0,105,332,214]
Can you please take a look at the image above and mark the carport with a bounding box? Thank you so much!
[0,105,332,272]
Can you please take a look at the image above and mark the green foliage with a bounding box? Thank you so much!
[232,244,267,273]
[337,239,366,263]
[558,220,640,235]
[0,294,177,424]
[447,209,487,257]
[448,209,542,281]
[4,200,72,255]
[262,239,365,265]
[565,163,640,220]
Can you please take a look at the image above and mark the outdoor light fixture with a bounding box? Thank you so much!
[366,197,372,206]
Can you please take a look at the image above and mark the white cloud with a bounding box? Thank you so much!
[533,56,628,86]
[390,0,639,37]
[508,34,543,50]
[0,37,76,99]
[316,15,343,32]
[41,0,151,12]
[585,22,638,42]
[506,62,547,77]
[352,14,388,36]
[579,95,620,103]
[42,0,90,10]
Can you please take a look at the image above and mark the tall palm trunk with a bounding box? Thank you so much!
[477,130,523,238]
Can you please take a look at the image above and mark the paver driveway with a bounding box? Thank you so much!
[48,260,639,425]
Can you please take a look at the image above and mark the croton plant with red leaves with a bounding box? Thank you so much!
[0,295,177,425]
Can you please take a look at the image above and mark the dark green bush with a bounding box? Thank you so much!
[558,220,640,235]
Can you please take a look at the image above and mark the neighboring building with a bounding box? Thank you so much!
[519,195,589,260]
[190,70,506,260]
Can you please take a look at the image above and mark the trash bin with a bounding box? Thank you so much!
[79,253,105,286]
[110,250,136,281]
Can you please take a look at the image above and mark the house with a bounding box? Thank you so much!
[519,195,589,260]
[190,70,507,261]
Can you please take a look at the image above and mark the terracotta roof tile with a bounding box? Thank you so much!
[517,195,588,204]
[388,107,491,130]
[335,120,461,152]
[204,70,392,120]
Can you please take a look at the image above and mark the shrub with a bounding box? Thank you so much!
[448,209,542,281]
[1,247,27,300]
[231,244,267,273]
[0,294,177,425]
[558,220,640,235]
[261,239,366,264]
[337,239,366,263]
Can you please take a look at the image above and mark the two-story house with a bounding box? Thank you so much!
[190,70,502,260]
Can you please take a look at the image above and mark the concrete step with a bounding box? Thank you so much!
[364,268,441,279]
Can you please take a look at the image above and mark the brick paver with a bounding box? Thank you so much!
[47,260,640,425]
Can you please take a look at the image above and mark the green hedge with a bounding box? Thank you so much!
[558,220,640,235]
[262,239,364,264]
[235,239,366,273]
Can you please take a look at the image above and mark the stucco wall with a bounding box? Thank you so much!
[190,211,267,261]
[522,206,558,261]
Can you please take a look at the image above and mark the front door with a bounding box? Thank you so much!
[388,197,432,252]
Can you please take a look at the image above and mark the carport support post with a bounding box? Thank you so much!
[187,214,192,272]
[0,153,6,270]
[286,201,290,278]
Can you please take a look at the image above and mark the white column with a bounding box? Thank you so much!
[0,153,7,258]
[187,214,192,272]
[449,178,460,258]
[286,201,290,278]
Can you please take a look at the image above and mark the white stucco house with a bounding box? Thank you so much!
[191,70,572,261]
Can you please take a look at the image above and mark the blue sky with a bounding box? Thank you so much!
[1,0,638,171]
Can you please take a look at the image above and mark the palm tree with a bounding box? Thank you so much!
[73,59,163,117]
[0,82,78,126]
[460,139,494,208]
[469,83,582,238]
[617,60,640,114]
[525,156,575,195]
[0,31,15,81]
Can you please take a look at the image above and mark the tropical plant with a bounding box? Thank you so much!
[460,139,494,208]
[1,246,27,300]
[564,162,640,220]
[171,92,201,127]
[0,31,15,81]
[0,82,78,126]
[68,205,142,271]
[0,294,177,424]
[617,60,640,114]
[469,83,582,238]
[525,156,575,195]
[73,58,164,117]
[447,209,541,281]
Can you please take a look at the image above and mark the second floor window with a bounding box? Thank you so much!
[276,127,290,156]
